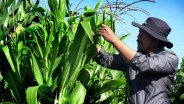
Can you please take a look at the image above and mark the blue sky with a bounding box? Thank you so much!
[39,0,184,65]
[119,0,184,65]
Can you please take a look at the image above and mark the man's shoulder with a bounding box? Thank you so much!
[159,49,178,59]
[159,48,176,54]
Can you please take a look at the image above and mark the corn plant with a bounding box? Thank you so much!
[0,0,156,104]
[82,35,130,103]
[0,0,45,103]
[170,57,184,104]
[24,0,104,104]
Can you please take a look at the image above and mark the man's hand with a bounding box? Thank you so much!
[98,24,119,44]
[98,24,136,63]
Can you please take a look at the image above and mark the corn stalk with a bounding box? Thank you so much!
[0,0,155,104]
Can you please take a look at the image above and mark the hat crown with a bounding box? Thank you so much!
[144,17,171,38]
[132,17,173,48]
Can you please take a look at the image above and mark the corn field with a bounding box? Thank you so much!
[0,0,183,104]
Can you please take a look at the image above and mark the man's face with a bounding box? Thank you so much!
[137,29,153,52]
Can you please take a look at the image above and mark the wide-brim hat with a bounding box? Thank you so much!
[132,17,173,48]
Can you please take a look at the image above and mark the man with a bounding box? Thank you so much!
[92,17,179,104]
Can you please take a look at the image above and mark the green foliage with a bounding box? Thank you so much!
[0,0,46,103]
[26,86,39,104]
[170,58,184,104]
[68,82,86,104]
[0,0,158,104]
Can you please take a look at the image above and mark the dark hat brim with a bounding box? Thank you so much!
[132,22,173,48]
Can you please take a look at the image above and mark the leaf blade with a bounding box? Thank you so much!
[26,86,39,104]
[31,54,44,85]
[5,70,22,104]
[68,82,86,104]
[2,46,16,72]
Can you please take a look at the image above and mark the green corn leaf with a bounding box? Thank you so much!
[26,86,39,104]
[94,0,103,12]
[26,24,44,58]
[27,0,39,7]
[83,6,94,21]
[49,0,66,23]
[31,7,45,15]
[37,85,54,103]
[0,7,8,26]
[119,33,130,41]
[46,27,62,87]
[81,21,93,43]
[51,76,58,92]
[2,46,16,72]
[97,79,125,95]
[59,0,66,21]
[34,30,44,58]
[5,70,22,104]
[48,0,55,12]
[68,82,86,104]
[78,68,92,87]
[25,24,39,33]
[15,3,25,22]
[51,56,62,74]
[67,28,75,41]
[110,70,125,79]
[9,0,22,15]
[99,67,106,79]
[112,20,115,32]
[110,12,113,30]
[58,80,74,104]
[31,54,44,85]
[100,94,117,104]
[0,71,3,82]
[35,0,39,6]
[58,35,69,55]
[84,6,94,17]
[181,58,184,68]
[177,71,184,77]
[44,28,54,58]
[68,21,91,82]
[5,0,14,7]
[180,93,184,101]
[82,44,97,65]
[96,11,104,26]
[46,55,62,87]
[59,60,70,95]
[62,23,86,84]
[59,22,88,103]
[18,41,23,53]
[103,9,106,24]
[26,13,37,25]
